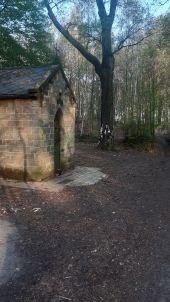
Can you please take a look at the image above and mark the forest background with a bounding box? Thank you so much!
[0,0,169,144]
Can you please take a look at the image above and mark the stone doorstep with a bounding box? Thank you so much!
[0,166,106,193]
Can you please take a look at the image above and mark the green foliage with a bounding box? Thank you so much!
[123,135,154,150]
[0,0,55,67]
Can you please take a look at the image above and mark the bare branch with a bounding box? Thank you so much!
[159,0,170,5]
[109,0,118,23]
[44,0,102,75]
[96,0,117,29]
[96,0,107,20]
[113,18,154,55]
[115,26,142,52]
[113,33,152,54]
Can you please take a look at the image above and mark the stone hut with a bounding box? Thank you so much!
[0,65,75,181]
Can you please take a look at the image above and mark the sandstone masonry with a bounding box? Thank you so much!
[0,66,75,181]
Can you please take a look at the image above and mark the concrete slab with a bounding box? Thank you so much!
[0,166,106,193]
[0,219,21,285]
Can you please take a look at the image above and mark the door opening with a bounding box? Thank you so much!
[54,109,63,172]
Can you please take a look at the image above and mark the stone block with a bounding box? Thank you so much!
[0,120,8,128]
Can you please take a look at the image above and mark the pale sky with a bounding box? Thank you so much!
[146,0,170,16]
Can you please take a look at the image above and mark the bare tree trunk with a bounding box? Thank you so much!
[90,68,95,135]
[80,112,86,136]
[97,20,115,148]
[100,67,114,128]
[98,68,114,148]
[44,0,118,149]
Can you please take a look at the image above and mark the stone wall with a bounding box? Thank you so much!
[0,70,75,181]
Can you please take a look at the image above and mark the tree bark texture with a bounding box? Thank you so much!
[100,66,114,129]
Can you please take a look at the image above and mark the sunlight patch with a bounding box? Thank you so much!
[57,166,106,187]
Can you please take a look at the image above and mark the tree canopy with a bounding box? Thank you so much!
[0,0,55,67]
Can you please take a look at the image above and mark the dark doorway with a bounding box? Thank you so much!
[54,109,63,172]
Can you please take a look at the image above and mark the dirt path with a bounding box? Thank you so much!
[0,219,21,286]
[0,143,170,302]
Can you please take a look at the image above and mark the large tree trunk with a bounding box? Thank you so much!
[44,0,118,149]
[98,66,115,149]
[98,24,115,149]
[100,66,114,128]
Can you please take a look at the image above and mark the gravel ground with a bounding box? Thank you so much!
[0,142,170,302]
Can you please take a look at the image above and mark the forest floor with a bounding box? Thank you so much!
[0,142,170,302]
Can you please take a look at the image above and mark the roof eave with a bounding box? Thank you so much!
[31,65,60,92]
[0,93,38,100]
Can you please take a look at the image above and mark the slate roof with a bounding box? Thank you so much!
[0,65,59,99]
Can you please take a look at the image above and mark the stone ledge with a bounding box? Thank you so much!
[0,166,106,192]
[0,167,54,182]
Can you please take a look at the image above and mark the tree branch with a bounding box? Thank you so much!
[159,0,169,5]
[96,0,107,20]
[109,0,118,23]
[113,22,152,54]
[44,0,101,75]
[113,33,152,54]
[96,0,117,29]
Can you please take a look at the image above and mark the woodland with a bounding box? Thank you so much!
[0,0,170,146]
[0,2,170,301]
